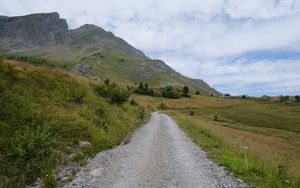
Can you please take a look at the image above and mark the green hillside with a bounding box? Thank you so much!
[0,59,145,187]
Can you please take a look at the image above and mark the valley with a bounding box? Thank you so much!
[0,12,299,188]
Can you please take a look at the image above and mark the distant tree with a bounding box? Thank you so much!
[280,95,284,103]
[242,95,246,99]
[134,82,154,96]
[195,91,200,95]
[182,86,190,97]
[138,82,144,90]
[224,94,230,97]
[295,95,300,102]
[280,95,290,103]
[284,95,289,103]
[104,79,110,86]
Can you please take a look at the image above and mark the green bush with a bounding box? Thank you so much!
[130,99,138,106]
[138,107,145,120]
[161,86,180,99]
[182,86,190,98]
[158,102,167,110]
[95,84,129,104]
[134,82,154,96]
[110,87,129,104]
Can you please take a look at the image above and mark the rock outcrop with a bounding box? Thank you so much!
[0,12,68,49]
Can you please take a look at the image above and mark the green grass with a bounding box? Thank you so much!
[0,60,144,187]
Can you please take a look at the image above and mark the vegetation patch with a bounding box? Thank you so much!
[0,60,144,187]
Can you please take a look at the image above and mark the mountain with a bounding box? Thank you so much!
[0,12,220,95]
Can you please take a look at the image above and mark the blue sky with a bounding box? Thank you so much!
[1,0,300,96]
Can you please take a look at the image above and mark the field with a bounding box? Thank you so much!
[0,59,145,187]
[133,94,300,187]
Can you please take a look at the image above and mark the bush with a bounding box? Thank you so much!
[190,110,195,116]
[134,82,154,96]
[295,95,300,102]
[104,79,110,86]
[182,86,190,97]
[161,86,180,99]
[110,87,130,104]
[95,84,129,104]
[158,102,167,110]
[130,99,138,106]
[195,91,200,95]
[138,107,145,119]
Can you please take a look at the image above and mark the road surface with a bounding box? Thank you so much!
[63,112,244,188]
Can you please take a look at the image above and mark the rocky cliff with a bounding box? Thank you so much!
[0,12,68,49]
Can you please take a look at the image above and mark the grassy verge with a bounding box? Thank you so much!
[167,111,300,188]
[0,59,145,187]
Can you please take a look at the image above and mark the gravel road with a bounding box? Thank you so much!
[63,112,244,188]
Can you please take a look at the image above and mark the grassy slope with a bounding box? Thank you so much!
[7,49,219,95]
[133,94,300,187]
[0,59,144,187]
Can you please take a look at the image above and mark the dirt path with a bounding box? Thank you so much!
[63,112,244,188]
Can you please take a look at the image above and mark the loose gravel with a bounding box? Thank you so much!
[63,112,245,188]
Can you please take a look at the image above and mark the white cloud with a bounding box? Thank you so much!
[0,0,300,95]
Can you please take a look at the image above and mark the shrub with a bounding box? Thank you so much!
[95,84,129,104]
[95,85,109,98]
[158,102,167,110]
[134,82,154,96]
[104,79,110,86]
[190,110,195,116]
[182,86,190,97]
[195,91,200,95]
[295,95,300,102]
[138,107,145,120]
[130,99,138,106]
[161,86,180,99]
[110,87,130,104]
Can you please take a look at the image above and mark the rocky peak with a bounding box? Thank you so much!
[0,12,68,49]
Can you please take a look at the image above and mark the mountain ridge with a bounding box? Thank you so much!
[0,12,220,95]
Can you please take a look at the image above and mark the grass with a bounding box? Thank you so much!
[0,59,145,187]
[133,94,300,187]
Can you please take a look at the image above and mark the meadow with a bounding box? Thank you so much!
[133,94,300,187]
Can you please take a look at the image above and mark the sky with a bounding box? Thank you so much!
[1,0,300,96]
